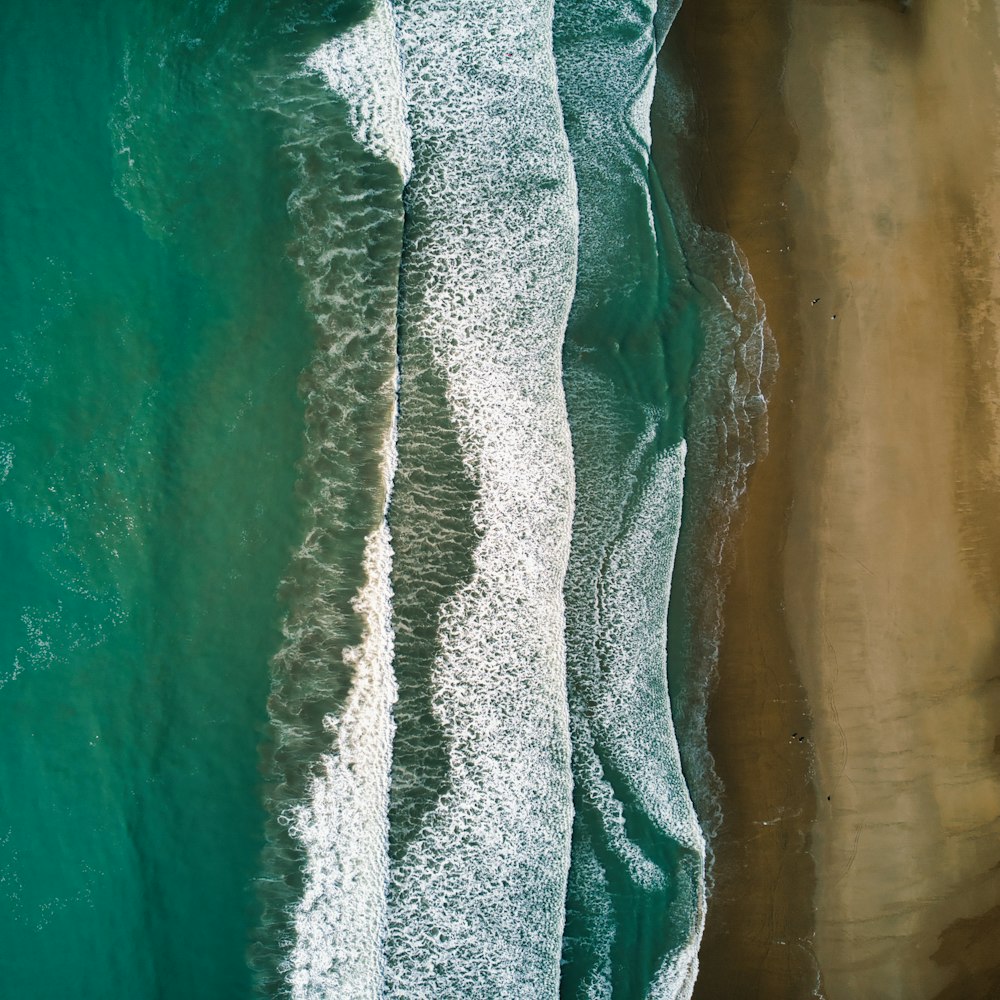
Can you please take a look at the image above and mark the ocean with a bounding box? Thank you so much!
[0,1,769,998]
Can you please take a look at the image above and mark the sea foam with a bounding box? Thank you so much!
[284,414,399,1000]
[257,4,411,996]
[306,0,412,183]
[594,444,706,997]
[562,369,706,998]
[554,0,708,993]
[280,0,579,994]
[381,0,579,995]
[554,0,664,307]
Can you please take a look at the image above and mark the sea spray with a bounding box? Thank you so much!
[260,0,580,993]
[304,0,412,183]
[284,515,397,1000]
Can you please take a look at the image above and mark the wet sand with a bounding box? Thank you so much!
[670,1,1000,997]
[665,1,819,996]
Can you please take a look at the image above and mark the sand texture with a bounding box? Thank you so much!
[784,2,1000,997]
[666,1,819,995]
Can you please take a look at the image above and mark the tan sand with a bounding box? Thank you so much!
[782,2,1000,997]
[671,0,1000,997]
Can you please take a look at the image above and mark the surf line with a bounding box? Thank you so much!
[290,0,582,992]
[378,0,579,994]
[284,3,412,997]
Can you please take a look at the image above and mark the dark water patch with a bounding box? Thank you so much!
[385,290,478,859]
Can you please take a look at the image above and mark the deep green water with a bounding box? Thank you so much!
[0,3,320,996]
[0,1,768,997]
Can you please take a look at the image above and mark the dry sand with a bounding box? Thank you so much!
[671,1,1000,997]
[784,2,1000,996]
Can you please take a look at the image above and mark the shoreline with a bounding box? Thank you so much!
[667,0,1000,997]
[660,1,820,996]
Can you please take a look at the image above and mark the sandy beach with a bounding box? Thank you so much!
[671,1,1000,997]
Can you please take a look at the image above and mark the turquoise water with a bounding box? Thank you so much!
[0,1,768,998]
[1,3,318,996]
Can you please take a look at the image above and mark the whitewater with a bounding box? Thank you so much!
[263,0,712,997]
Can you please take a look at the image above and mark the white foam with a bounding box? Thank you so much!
[561,365,707,999]
[553,2,711,991]
[284,519,398,1000]
[283,0,717,993]
[575,721,668,892]
[565,408,673,894]
[379,0,579,995]
[282,372,400,999]
[569,832,615,1000]
[592,447,702,850]
[649,944,700,1000]
[271,13,410,992]
[602,447,706,1000]
[605,445,707,990]
[306,0,413,182]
